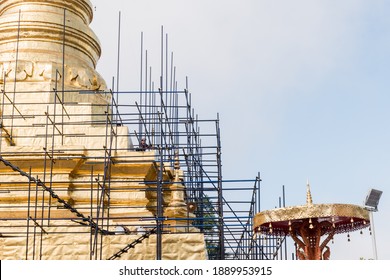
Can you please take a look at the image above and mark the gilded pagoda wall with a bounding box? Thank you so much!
[0,0,206,260]
[0,221,207,260]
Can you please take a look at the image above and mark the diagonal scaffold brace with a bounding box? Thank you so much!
[107,227,157,260]
[0,156,113,236]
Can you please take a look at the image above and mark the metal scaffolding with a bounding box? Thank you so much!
[0,25,288,260]
[0,86,288,260]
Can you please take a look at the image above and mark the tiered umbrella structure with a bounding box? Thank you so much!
[254,182,370,260]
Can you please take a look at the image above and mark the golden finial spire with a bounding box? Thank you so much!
[174,150,180,181]
[306,179,313,206]
[174,150,180,170]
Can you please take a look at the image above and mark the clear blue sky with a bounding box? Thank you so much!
[90,0,389,260]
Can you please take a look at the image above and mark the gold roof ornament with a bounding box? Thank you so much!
[306,179,313,206]
[254,182,370,260]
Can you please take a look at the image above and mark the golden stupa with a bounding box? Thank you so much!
[0,0,206,260]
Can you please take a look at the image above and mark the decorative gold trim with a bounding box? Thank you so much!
[254,203,370,236]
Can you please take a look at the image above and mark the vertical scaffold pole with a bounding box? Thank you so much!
[156,25,165,260]
[10,10,21,142]
[61,8,66,145]
[156,90,164,260]
[25,167,32,260]
[216,113,224,259]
